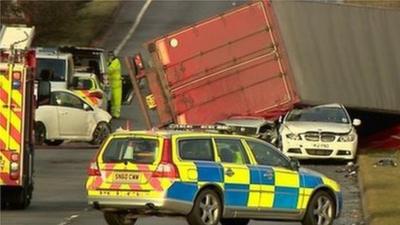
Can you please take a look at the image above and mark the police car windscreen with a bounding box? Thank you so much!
[102,138,158,164]
[37,58,66,82]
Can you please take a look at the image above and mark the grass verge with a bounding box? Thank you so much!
[35,0,120,46]
[358,149,400,225]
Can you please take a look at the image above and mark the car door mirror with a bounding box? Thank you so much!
[353,118,361,127]
[289,158,300,171]
[83,103,92,111]
[37,80,51,107]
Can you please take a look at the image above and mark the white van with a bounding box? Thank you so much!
[36,48,74,90]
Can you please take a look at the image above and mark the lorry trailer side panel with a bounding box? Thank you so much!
[272,1,400,114]
[146,0,299,125]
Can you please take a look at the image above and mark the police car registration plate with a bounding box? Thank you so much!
[112,172,140,183]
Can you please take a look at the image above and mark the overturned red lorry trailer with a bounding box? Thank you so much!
[132,0,400,127]
[137,0,299,126]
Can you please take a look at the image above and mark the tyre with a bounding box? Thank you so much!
[220,219,250,225]
[91,122,111,145]
[103,212,137,225]
[8,186,31,209]
[302,191,335,225]
[44,139,64,146]
[187,189,222,225]
[34,122,46,145]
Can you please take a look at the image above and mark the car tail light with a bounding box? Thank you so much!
[153,139,179,178]
[10,153,20,180]
[87,161,101,176]
[10,153,19,161]
[12,71,21,80]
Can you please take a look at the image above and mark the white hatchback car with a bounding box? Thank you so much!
[279,104,361,160]
[35,89,112,146]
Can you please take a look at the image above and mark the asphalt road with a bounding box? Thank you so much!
[1,147,362,225]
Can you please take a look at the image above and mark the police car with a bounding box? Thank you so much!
[86,128,342,225]
[71,72,105,108]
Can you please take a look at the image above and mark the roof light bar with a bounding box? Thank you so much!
[167,124,233,132]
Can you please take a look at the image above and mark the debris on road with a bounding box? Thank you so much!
[373,158,398,167]
[336,162,359,178]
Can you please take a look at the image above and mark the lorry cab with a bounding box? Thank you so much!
[36,48,74,90]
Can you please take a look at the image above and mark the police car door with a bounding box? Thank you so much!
[246,140,301,213]
[214,138,253,210]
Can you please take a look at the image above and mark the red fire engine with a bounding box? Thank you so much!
[0,25,48,209]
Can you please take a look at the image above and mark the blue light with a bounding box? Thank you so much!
[12,80,21,89]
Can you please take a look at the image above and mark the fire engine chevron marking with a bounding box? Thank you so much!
[9,125,21,145]
[0,172,18,185]
[0,87,7,103]
[0,113,6,129]
[0,108,21,148]
[0,139,5,149]
[11,89,22,108]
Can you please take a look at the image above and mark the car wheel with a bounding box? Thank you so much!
[44,140,64,146]
[187,189,222,225]
[34,122,46,145]
[91,122,111,145]
[302,191,335,225]
[103,212,137,225]
[220,219,250,225]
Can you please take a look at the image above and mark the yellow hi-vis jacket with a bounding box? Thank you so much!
[108,57,122,117]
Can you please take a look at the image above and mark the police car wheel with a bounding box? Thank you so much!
[302,191,335,225]
[220,218,250,225]
[91,122,111,145]
[187,189,221,225]
[103,212,137,225]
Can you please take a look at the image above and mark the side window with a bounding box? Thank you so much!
[52,92,84,109]
[179,139,214,161]
[247,140,290,168]
[216,139,249,164]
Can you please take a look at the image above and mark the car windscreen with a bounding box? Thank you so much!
[102,138,158,164]
[74,53,102,75]
[37,58,66,82]
[71,77,94,90]
[286,107,349,124]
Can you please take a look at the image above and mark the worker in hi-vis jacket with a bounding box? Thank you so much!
[107,50,122,119]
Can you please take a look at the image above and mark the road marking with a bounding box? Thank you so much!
[114,0,153,55]
[56,207,91,225]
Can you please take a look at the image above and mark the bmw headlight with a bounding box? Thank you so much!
[286,133,302,140]
[339,133,356,142]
